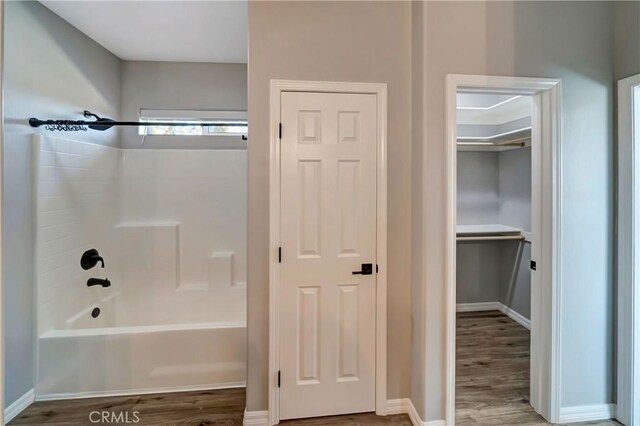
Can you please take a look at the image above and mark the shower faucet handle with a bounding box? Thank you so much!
[81,249,105,270]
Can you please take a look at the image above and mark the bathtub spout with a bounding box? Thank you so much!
[87,278,111,288]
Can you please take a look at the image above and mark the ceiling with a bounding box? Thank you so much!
[457,93,531,125]
[40,1,248,64]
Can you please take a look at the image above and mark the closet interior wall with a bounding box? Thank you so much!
[457,146,532,320]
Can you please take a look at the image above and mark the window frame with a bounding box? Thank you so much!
[138,109,247,137]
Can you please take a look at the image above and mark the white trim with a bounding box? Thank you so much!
[456,302,501,312]
[0,4,5,424]
[385,398,410,415]
[457,126,531,141]
[36,382,245,402]
[617,73,640,426]
[268,80,388,424]
[243,409,270,426]
[386,399,445,426]
[457,95,521,111]
[456,302,531,330]
[140,109,247,120]
[559,404,616,423]
[445,74,562,425]
[500,304,531,330]
[40,320,246,339]
[4,389,34,424]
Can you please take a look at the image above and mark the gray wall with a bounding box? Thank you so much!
[457,152,499,225]
[456,149,532,318]
[420,2,491,419]
[417,1,615,420]
[410,0,426,416]
[614,1,640,81]
[493,2,615,409]
[3,1,120,407]
[247,0,412,410]
[500,242,531,319]
[120,61,247,149]
[499,148,532,231]
[456,153,503,308]
[499,147,532,319]
[457,242,503,304]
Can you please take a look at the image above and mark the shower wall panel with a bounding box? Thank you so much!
[34,135,121,334]
[34,136,248,332]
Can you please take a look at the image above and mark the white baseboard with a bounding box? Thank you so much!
[36,382,245,402]
[5,389,35,423]
[243,408,270,425]
[456,302,501,312]
[559,403,616,423]
[387,399,445,426]
[499,304,531,330]
[386,398,411,415]
[456,302,531,330]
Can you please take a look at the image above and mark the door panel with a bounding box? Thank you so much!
[279,92,377,420]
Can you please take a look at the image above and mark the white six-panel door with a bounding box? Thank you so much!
[279,92,378,420]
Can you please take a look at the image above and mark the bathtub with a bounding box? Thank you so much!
[33,136,247,400]
[37,299,246,400]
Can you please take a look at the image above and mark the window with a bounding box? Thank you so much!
[205,123,248,136]
[139,109,247,137]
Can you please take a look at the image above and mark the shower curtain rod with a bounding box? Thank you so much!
[29,110,248,136]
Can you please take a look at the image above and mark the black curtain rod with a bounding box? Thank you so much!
[29,110,248,134]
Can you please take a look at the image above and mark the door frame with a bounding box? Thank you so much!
[617,73,640,426]
[268,80,388,425]
[444,75,562,424]
[0,3,5,424]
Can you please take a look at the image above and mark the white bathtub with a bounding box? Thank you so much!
[34,136,247,400]
[37,317,246,400]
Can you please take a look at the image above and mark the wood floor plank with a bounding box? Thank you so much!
[9,387,409,425]
[456,311,619,426]
[281,412,411,425]
[8,312,616,425]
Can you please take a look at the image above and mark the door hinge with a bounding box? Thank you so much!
[376,264,379,274]
[277,370,281,388]
[530,260,537,271]
[278,247,282,263]
[279,123,282,139]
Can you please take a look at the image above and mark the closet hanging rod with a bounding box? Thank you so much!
[456,235,525,242]
[457,141,526,148]
[29,110,248,134]
[457,135,529,148]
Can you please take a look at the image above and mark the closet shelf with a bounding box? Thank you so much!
[457,127,531,152]
[456,224,524,242]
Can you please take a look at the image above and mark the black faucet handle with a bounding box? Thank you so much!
[81,249,105,270]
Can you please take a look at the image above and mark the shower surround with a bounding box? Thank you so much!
[33,134,246,398]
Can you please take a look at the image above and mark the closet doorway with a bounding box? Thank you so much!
[445,75,562,424]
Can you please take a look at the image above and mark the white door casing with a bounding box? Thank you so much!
[445,75,562,424]
[617,73,640,426]
[0,3,5,424]
[529,92,542,413]
[279,92,377,420]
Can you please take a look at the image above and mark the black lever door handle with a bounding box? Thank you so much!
[352,263,373,275]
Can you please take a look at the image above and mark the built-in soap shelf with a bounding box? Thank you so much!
[113,222,244,290]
